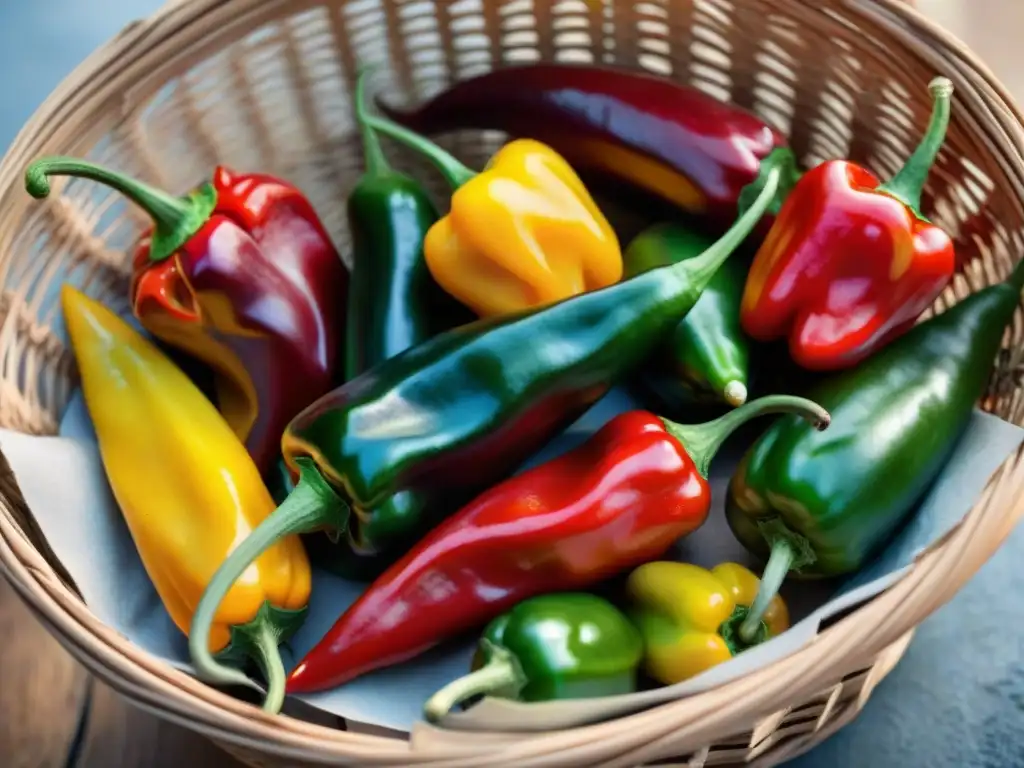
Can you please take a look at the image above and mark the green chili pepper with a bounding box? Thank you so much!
[726,257,1024,643]
[423,593,643,722]
[624,223,752,408]
[344,70,473,382]
[278,71,476,582]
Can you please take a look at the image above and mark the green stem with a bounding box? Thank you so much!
[423,645,524,723]
[682,152,784,289]
[876,77,954,217]
[250,616,287,714]
[662,395,830,479]
[364,114,477,190]
[739,538,794,643]
[354,68,391,178]
[719,605,768,655]
[188,458,347,701]
[24,156,217,262]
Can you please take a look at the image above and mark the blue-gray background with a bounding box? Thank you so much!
[4,2,1023,765]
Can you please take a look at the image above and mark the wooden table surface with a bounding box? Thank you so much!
[1,576,237,767]
[2,1,1023,766]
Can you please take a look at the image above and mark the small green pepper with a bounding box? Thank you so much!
[271,71,475,582]
[422,593,643,722]
[624,223,751,408]
[344,69,473,382]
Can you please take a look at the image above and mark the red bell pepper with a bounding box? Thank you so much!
[375,63,795,228]
[284,395,829,693]
[739,77,957,371]
[25,159,347,475]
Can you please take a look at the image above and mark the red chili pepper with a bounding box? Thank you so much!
[284,395,829,693]
[739,78,957,371]
[375,63,792,228]
[25,160,347,475]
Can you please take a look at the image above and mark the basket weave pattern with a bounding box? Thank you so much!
[1,0,1024,765]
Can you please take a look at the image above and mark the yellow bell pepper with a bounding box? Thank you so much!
[363,89,622,318]
[625,561,789,685]
[61,285,311,713]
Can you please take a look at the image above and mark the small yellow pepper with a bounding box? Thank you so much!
[61,285,311,712]
[625,561,789,684]
[365,106,622,318]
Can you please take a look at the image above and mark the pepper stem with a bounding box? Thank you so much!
[364,113,477,190]
[216,603,296,714]
[354,68,391,178]
[876,77,955,218]
[737,147,803,220]
[24,156,217,262]
[662,395,830,479]
[719,605,768,655]
[739,539,794,644]
[188,458,348,705]
[423,642,525,723]
[682,149,789,290]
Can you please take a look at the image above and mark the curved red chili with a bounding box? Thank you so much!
[285,395,829,693]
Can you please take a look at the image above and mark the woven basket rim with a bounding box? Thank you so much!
[2,0,1024,763]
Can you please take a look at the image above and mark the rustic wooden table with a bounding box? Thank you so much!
[2,1,1023,766]
[1,576,236,766]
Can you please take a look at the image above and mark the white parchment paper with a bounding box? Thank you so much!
[0,378,1020,733]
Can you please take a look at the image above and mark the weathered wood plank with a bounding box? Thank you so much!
[0,576,89,768]
[73,683,242,767]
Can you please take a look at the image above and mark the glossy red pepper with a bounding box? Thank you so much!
[284,395,829,693]
[740,78,957,371]
[376,63,792,228]
[25,159,347,475]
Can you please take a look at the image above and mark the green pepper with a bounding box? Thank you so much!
[344,70,473,381]
[422,593,643,722]
[278,72,477,582]
[624,223,751,408]
[726,257,1024,643]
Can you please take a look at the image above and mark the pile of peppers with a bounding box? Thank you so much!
[30,62,1015,720]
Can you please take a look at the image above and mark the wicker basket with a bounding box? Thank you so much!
[2,0,1024,764]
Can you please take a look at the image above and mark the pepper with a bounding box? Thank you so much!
[726,252,1024,645]
[375,63,793,227]
[188,149,793,709]
[283,394,827,694]
[739,78,957,371]
[25,157,347,476]
[344,70,473,381]
[624,223,752,407]
[362,109,623,318]
[626,561,788,685]
[60,285,310,713]
[422,593,643,722]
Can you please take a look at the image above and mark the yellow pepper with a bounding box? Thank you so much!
[625,561,789,685]
[61,285,312,712]
[364,104,622,318]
